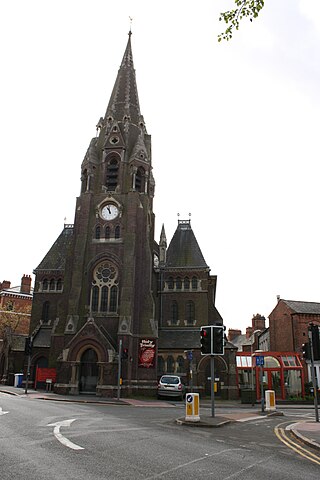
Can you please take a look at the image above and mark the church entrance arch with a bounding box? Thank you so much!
[79,348,99,393]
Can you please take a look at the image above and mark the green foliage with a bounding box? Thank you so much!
[218,0,265,42]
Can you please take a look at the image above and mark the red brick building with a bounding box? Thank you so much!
[269,298,320,387]
[0,275,33,384]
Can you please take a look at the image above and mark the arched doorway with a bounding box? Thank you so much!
[79,348,98,393]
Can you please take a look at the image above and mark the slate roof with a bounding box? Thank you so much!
[11,334,28,352]
[282,299,320,315]
[166,220,208,269]
[105,32,141,126]
[34,225,74,273]
[33,327,52,348]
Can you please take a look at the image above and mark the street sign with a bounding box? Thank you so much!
[187,351,193,361]
[255,355,264,366]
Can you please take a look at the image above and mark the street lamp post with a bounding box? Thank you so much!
[251,330,262,405]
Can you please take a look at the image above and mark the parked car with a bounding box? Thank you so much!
[157,375,186,400]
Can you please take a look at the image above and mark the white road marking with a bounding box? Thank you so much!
[47,419,84,450]
[0,407,9,415]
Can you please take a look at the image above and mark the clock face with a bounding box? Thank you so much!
[101,204,119,221]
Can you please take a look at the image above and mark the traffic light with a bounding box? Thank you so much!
[24,337,32,356]
[212,325,226,355]
[200,326,212,355]
[302,342,311,360]
[310,324,320,361]
[122,348,129,360]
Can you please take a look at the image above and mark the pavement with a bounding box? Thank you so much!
[1,385,320,451]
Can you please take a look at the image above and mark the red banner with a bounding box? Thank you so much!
[138,339,156,368]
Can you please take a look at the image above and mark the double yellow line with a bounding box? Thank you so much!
[274,421,320,465]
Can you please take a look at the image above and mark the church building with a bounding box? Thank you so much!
[28,33,233,398]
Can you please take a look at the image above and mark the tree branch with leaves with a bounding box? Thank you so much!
[218,0,265,41]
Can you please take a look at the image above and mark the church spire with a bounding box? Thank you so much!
[105,32,142,126]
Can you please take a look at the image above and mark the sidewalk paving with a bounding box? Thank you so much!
[1,385,319,451]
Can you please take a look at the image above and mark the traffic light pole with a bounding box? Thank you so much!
[117,339,122,401]
[308,329,319,422]
[211,356,215,418]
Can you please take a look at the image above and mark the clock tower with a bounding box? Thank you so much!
[30,32,157,396]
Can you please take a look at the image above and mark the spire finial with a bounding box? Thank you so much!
[129,16,133,36]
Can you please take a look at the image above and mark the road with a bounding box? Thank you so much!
[0,393,319,479]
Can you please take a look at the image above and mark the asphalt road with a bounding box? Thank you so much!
[0,393,319,480]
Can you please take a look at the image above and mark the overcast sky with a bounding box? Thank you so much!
[1,0,320,333]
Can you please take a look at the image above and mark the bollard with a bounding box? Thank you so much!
[185,393,200,422]
[265,390,276,411]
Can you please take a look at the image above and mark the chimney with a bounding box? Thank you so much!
[252,313,266,332]
[21,274,31,294]
[228,328,242,341]
[246,326,253,338]
[0,280,11,290]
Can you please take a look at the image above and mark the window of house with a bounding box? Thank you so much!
[81,169,88,193]
[95,225,101,239]
[184,277,190,290]
[115,225,120,239]
[170,301,179,325]
[168,277,174,290]
[56,279,63,291]
[42,279,48,291]
[186,300,195,325]
[135,166,145,192]
[167,355,174,373]
[158,356,165,374]
[176,355,184,374]
[49,279,55,291]
[176,277,182,290]
[105,226,110,239]
[90,261,119,313]
[42,301,50,322]
[191,276,198,290]
[106,158,119,191]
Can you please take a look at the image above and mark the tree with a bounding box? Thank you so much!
[218,0,265,42]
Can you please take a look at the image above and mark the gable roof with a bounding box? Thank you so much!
[166,220,208,269]
[282,299,320,315]
[34,225,74,273]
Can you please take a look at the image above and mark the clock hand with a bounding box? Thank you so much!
[107,206,111,214]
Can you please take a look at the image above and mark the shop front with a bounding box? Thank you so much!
[236,351,305,401]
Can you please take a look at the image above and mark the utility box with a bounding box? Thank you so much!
[265,390,276,411]
[185,393,200,422]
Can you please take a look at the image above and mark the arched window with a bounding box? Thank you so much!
[184,277,190,290]
[109,285,118,312]
[56,279,63,291]
[170,301,179,325]
[100,286,108,312]
[81,169,88,193]
[167,355,174,373]
[106,158,119,191]
[49,279,55,291]
[115,225,120,239]
[186,301,195,325]
[135,166,145,192]
[95,225,101,239]
[168,277,174,290]
[92,286,99,312]
[158,356,165,374]
[90,261,119,313]
[42,279,48,291]
[177,355,185,374]
[176,277,182,290]
[105,226,110,239]
[42,301,50,322]
[191,276,198,290]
